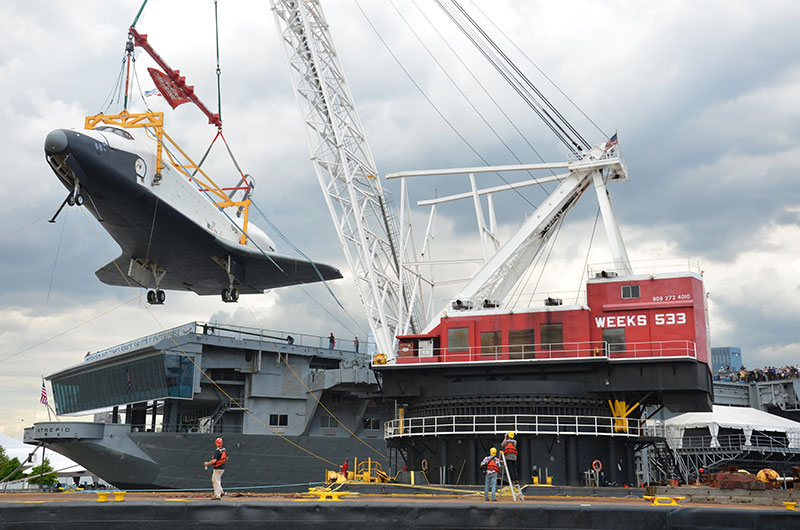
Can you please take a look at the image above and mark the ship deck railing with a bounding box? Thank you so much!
[384,413,651,440]
[393,340,697,365]
[85,321,368,363]
[197,321,366,353]
[668,433,800,453]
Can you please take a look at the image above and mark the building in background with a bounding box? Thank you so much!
[711,346,742,373]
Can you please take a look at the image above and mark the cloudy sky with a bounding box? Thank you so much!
[1,0,799,438]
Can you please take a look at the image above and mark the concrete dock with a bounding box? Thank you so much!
[2,486,799,529]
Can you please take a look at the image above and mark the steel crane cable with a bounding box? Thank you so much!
[441,0,590,155]
[465,0,608,140]
[411,0,559,184]
[138,108,364,337]
[506,211,563,311]
[354,0,537,210]
[394,0,554,197]
[99,54,128,115]
[45,203,70,302]
[448,0,591,152]
[433,0,579,157]
[575,207,602,305]
[212,131,363,335]
[523,213,566,309]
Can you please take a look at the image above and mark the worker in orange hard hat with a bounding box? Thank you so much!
[203,437,227,499]
[329,332,335,350]
[502,431,518,484]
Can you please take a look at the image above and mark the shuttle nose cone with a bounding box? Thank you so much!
[45,129,68,154]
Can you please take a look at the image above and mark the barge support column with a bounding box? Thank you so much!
[566,436,579,486]
[519,437,531,485]
[608,439,618,485]
[468,438,478,485]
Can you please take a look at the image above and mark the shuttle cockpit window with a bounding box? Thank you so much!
[95,126,134,140]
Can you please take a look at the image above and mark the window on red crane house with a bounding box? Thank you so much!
[448,328,469,353]
[540,323,563,350]
[481,331,501,357]
[509,329,535,359]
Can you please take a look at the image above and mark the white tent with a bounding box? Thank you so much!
[664,405,800,450]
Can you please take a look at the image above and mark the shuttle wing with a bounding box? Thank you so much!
[96,247,342,296]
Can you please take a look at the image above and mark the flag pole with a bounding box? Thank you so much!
[41,377,51,421]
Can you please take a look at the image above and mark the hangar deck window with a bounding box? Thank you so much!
[621,285,640,299]
[269,414,288,427]
[363,418,381,430]
[321,414,338,429]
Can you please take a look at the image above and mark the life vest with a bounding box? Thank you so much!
[486,457,500,473]
[502,439,518,456]
[214,448,227,468]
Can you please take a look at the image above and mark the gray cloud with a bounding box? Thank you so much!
[2,0,800,436]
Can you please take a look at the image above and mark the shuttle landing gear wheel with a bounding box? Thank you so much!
[75,194,84,206]
[147,289,165,305]
[221,287,239,303]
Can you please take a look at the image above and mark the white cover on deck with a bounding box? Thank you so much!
[664,405,800,449]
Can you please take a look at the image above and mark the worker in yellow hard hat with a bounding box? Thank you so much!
[480,447,502,501]
[502,431,518,484]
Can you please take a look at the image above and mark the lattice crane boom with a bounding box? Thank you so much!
[270,0,422,359]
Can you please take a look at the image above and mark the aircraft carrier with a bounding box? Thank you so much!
[24,322,394,490]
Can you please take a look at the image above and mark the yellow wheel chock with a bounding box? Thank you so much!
[303,489,350,501]
[784,501,797,511]
[643,495,685,506]
[113,491,126,501]
[96,491,110,502]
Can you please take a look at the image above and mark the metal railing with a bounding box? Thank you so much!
[384,413,646,440]
[394,340,697,365]
[198,321,369,354]
[587,257,701,278]
[671,433,800,453]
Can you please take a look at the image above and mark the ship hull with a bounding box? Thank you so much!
[26,422,388,490]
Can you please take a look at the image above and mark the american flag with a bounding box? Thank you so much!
[604,132,618,151]
[40,379,48,406]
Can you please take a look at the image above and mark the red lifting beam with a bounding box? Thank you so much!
[129,27,222,129]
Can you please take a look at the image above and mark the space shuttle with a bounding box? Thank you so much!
[43,119,341,304]
[42,27,342,305]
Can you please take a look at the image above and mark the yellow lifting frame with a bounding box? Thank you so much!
[85,111,251,245]
[608,399,640,433]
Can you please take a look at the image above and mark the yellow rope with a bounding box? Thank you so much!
[0,213,51,241]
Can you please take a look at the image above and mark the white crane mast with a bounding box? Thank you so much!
[270,0,422,358]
